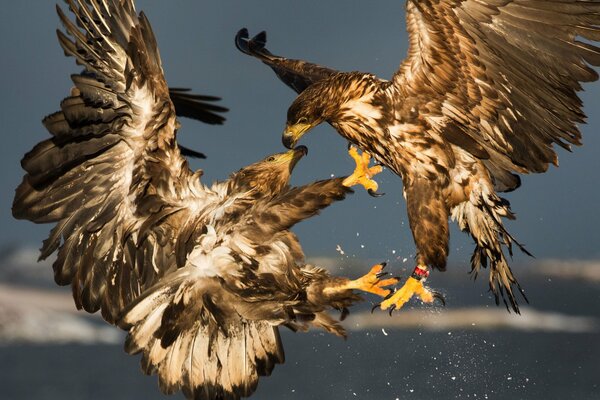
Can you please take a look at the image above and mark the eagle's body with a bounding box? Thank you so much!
[237,0,600,312]
[11,1,397,399]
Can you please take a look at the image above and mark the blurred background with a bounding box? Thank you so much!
[0,1,599,399]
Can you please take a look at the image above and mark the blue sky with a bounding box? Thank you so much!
[1,0,599,267]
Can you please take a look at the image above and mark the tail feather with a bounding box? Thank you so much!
[452,192,531,313]
[118,270,284,400]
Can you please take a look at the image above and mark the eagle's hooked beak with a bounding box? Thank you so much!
[282,122,312,149]
[288,145,308,171]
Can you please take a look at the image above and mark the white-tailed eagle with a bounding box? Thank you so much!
[236,0,600,313]
[12,1,397,399]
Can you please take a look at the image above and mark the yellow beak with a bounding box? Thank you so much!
[282,122,312,149]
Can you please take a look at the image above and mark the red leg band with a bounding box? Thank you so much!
[410,265,429,281]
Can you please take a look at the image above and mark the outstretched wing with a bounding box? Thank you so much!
[395,0,600,175]
[236,28,339,94]
[12,0,216,323]
[244,178,352,240]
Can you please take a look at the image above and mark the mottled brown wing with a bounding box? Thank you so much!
[236,28,339,94]
[242,178,352,241]
[12,0,212,323]
[394,0,600,174]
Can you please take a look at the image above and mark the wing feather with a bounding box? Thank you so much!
[236,28,339,94]
[395,0,600,174]
[12,0,215,323]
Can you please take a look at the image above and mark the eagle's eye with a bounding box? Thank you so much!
[297,117,308,124]
[266,156,276,162]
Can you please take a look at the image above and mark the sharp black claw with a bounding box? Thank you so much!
[375,271,389,279]
[432,291,446,306]
[347,142,353,150]
[368,189,385,197]
[340,307,350,321]
[380,261,387,269]
[388,305,396,316]
[371,304,380,314]
[383,289,396,301]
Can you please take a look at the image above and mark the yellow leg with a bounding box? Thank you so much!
[342,146,383,193]
[343,263,399,298]
[380,265,444,312]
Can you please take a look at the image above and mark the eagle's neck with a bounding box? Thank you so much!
[331,85,399,170]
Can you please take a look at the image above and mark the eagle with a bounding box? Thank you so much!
[11,1,397,399]
[236,0,600,313]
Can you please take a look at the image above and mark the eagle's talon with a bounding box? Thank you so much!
[375,271,389,279]
[388,304,396,316]
[368,189,386,197]
[432,291,446,306]
[375,263,389,278]
[371,303,380,314]
[342,146,383,193]
[340,307,350,321]
[383,289,396,301]
[344,263,399,298]
[380,267,439,312]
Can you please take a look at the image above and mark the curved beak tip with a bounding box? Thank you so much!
[295,145,308,156]
[282,133,295,149]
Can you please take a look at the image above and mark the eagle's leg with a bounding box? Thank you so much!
[342,146,383,196]
[378,177,449,312]
[344,263,399,297]
[325,263,399,298]
[380,265,444,312]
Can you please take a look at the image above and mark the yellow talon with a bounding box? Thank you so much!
[380,265,443,312]
[345,263,399,298]
[342,146,383,193]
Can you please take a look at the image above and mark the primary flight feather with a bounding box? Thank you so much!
[237,0,600,313]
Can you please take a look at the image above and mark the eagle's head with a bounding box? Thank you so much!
[282,80,337,149]
[230,146,308,195]
[282,73,381,149]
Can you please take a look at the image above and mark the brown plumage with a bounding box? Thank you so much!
[237,0,600,312]
[11,1,385,399]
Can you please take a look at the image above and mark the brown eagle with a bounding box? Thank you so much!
[236,0,600,313]
[12,1,396,399]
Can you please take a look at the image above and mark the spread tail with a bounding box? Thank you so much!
[452,191,531,313]
[118,269,284,400]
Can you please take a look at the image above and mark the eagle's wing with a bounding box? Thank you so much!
[169,88,227,158]
[168,87,228,125]
[12,0,218,323]
[394,0,600,175]
[236,29,339,94]
[243,178,352,240]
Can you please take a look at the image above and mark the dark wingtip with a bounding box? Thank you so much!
[253,31,267,48]
[179,145,207,159]
[235,28,250,53]
[236,28,270,57]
